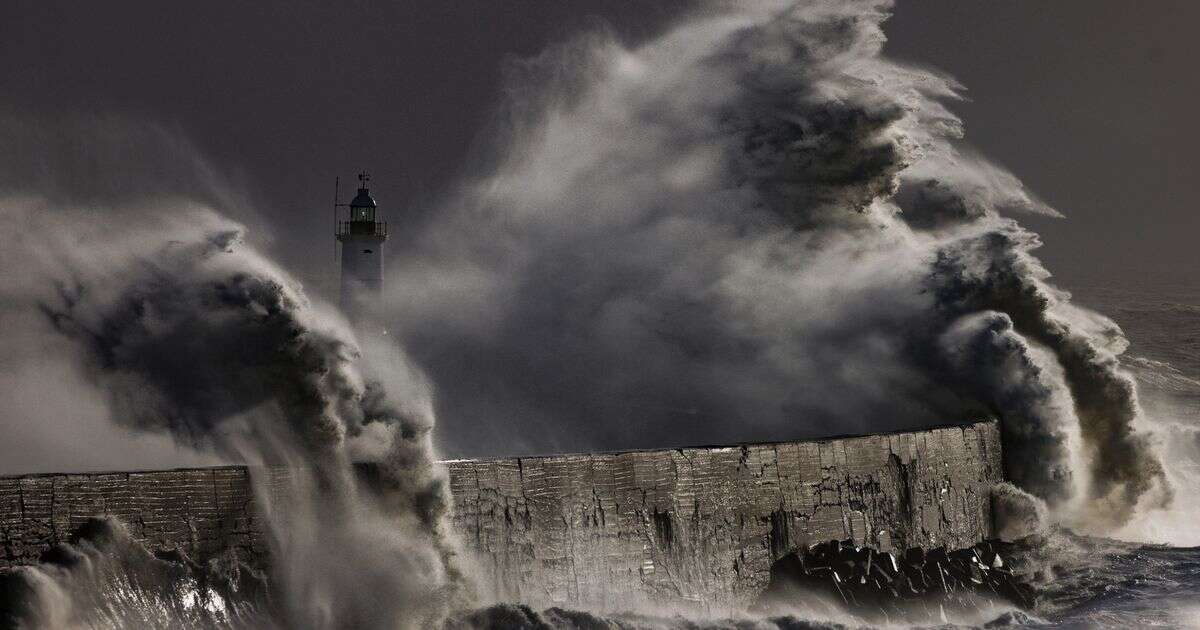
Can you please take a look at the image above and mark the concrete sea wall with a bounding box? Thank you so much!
[0,466,278,570]
[0,419,1001,611]
[445,419,1001,611]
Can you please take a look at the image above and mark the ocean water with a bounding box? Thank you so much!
[459,268,1200,629]
[1067,269,1200,417]
[5,270,1198,630]
[1004,268,1200,629]
[452,533,1200,629]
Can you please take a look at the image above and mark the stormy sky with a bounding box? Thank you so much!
[1,0,1196,494]
[3,0,1195,299]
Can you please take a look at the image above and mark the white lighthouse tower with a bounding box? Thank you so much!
[336,172,388,321]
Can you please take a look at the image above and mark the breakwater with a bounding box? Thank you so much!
[0,419,1002,612]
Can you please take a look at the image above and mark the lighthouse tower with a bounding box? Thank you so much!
[336,172,388,321]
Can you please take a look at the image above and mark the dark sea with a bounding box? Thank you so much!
[994,267,1200,630]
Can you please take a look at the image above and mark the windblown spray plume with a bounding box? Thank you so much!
[391,0,1169,529]
[0,0,1183,626]
[0,124,463,627]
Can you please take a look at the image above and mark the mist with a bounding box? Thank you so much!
[0,116,243,474]
[0,116,465,627]
[0,0,1190,626]
[386,0,1168,529]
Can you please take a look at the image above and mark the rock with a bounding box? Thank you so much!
[760,538,1037,624]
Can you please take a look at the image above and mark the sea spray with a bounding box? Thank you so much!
[0,198,466,628]
[390,0,1169,527]
[0,517,270,629]
[0,0,1189,626]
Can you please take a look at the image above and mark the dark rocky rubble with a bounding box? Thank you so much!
[760,539,1036,624]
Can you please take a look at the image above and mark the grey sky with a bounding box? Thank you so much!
[884,1,1200,282]
[4,1,1193,298]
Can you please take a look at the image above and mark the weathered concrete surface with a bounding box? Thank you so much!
[0,420,1001,613]
[0,466,272,570]
[445,419,1001,612]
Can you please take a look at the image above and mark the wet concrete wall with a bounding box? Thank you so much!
[0,420,1001,612]
[445,419,1001,612]
[0,466,271,569]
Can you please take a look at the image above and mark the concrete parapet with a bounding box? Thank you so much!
[444,419,1001,612]
[0,419,1001,612]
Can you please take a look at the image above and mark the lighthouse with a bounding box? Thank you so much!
[336,172,388,321]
